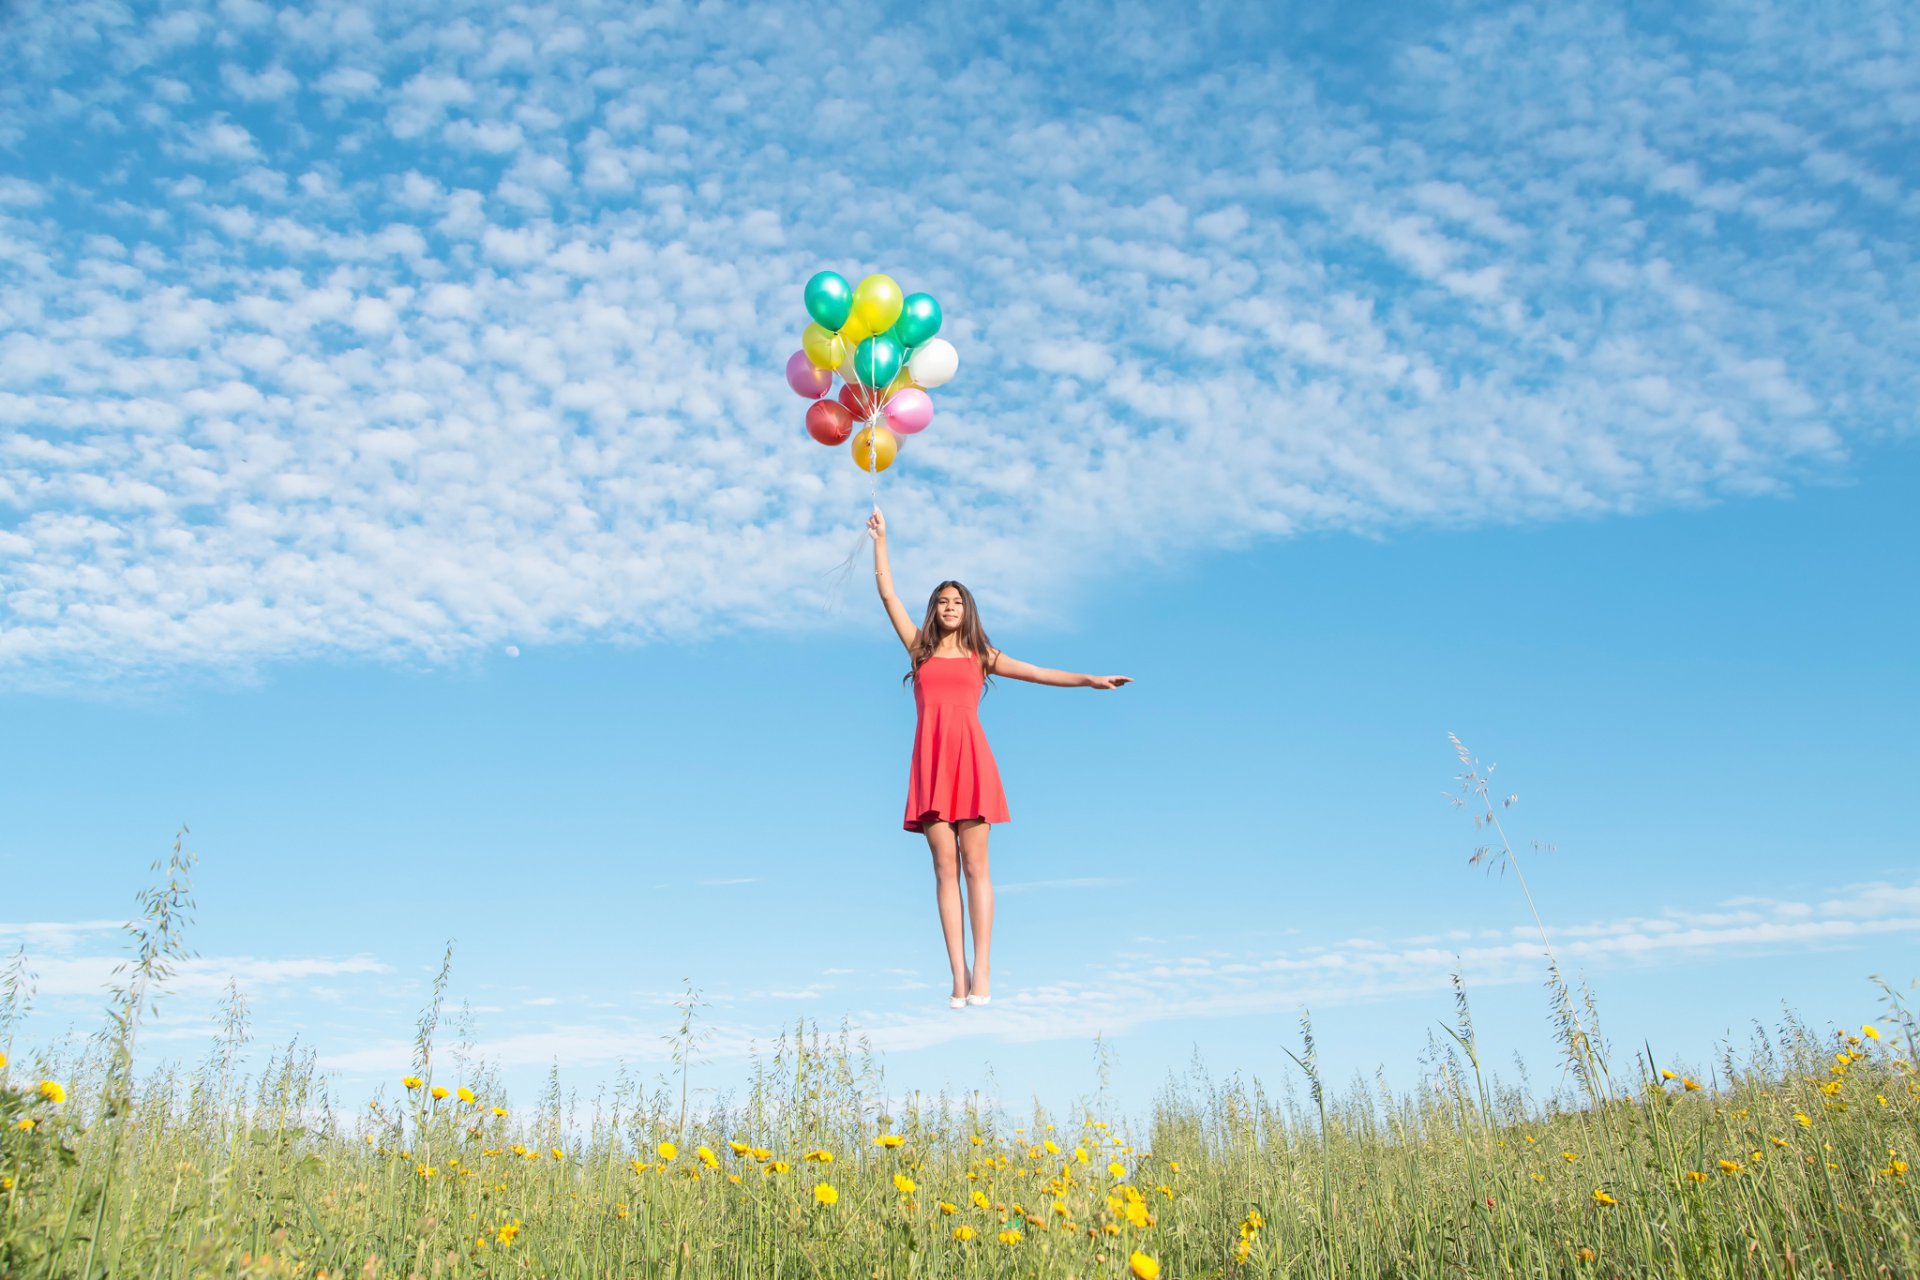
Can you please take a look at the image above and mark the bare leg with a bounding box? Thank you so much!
[923,820,968,1000]
[957,819,993,998]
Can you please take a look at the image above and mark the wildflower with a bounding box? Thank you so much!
[1682,1078,1701,1092]
[0,1177,11,1191]
[727,1173,742,1185]
[495,1221,520,1246]
[1794,1111,1812,1127]
[491,1106,508,1118]
[615,1205,629,1219]
[894,1174,916,1194]
[750,1147,771,1161]
[550,1147,564,1160]
[953,1225,975,1241]
[939,1200,957,1214]
[417,1164,435,1179]
[37,1081,66,1105]
[998,1229,1023,1245]
[657,1141,677,1161]
[970,1133,984,1146]
[15,1118,34,1132]
[0,1051,6,1068]
[875,1134,905,1148]
[1169,1160,1180,1172]
[1043,1139,1061,1155]
[972,1189,991,1209]
[1660,1068,1676,1081]
[729,1140,751,1155]
[1718,1159,1743,1174]
[804,1148,834,1163]
[1234,1238,1252,1264]
[1576,1247,1596,1263]
[1864,1025,1881,1041]
[402,1076,422,1090]
[697,1146,718,1168]
[1562,1151,1579,1163]
[430,1086,449,1100]
[1130,1250,1161,1279]
[1591,1188,1616,1206]
[457,1087,476,1104]
[1771,1136,1789,1148]
[813,1182,838,1205]
[768,1161,790,1174]
[1124,1200,1152,1229]
[1686,1171,1708,1183]
[1109,1160,1128,1179]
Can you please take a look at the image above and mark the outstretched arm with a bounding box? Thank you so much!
[868,508,919,654]
[987,648,1132,690]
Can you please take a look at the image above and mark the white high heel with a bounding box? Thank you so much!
[949,995,966,1010]
[965,993,991,1006]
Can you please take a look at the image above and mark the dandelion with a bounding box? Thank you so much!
[37,1080,66,1104]
[657,1141,678,1161]
[894,1174,916,1194]
[456,1087,475,1104]
[1130,1250,1161,1279]
[1591,1188,1616,1206]
[402,1076,422,1090]
[814,1183,838,1206]
[953,1225,975,1241]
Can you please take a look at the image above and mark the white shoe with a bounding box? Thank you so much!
[949,995,966,1010]
[965,993,991,1006]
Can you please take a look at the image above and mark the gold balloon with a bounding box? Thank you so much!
[801,323,847,371]
[838,314,875,346]
[850,273,903,334]
[883,369,920,400]
[851,424,898,473]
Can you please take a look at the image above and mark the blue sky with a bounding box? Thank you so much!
[1,0,1916,1122]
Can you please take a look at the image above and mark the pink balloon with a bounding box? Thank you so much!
[785,350,832,399]
[883,387,934,435]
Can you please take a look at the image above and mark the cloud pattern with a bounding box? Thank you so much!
[1,0,1915,676]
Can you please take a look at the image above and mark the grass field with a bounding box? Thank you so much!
[4,801,1917,1276]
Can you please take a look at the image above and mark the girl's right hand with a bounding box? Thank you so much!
[867,508,886,542]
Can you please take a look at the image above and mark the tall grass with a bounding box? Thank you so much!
[3,753,1916,1277]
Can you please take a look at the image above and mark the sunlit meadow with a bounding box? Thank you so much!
[3,748,1915,1278]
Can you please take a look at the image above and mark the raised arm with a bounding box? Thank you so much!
[987,648,1133,690]
[868,508,919,654]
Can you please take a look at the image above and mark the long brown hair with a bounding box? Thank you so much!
[901,580,998,695]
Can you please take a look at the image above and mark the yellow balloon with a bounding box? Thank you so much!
[851,274,903,334]
[884,369,920,400]
[801,323,847,371]
[851,424,898,473]
[838,314,874,345]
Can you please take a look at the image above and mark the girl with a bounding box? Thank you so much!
[867,508,1132,1009]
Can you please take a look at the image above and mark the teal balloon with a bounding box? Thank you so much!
[803,271,853,330]
[893,293,942,350]
[852,334,903,387]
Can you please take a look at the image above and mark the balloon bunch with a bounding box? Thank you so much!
[783,270,958,476]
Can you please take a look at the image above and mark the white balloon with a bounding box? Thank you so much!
[907,337,958,389]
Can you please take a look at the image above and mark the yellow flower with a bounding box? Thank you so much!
[657,1141,678,1161]
[804,1148,833,1163]
[750,1147,772,1162]
[697,1146,718,1168]
[970,1134,984,1146]
[402,1076,423,1090]
[939,1200,957,1214]
[729,1140,751,1155]
[1682,1078,1701,1092]
[727,1173,742,1185]
[495,1220,520,1246]
[814,1183,838,1206]
[1718,1159,1743,1174]
[15,1118,34,1132]
[768,1160,790,1174]
[1576,1247,1596,1263]
[456,1087,476,1104]
[894,1174,916,1194]
[953,1225,975,1241]
[417,1164,435,1179]
[875,1134,905,1148]
[1235,1238,1252,1263]
[1169,1159,1180,1172]
[1794,1111,1812,1127]
[0,1051,7,1068]
[491,1106,508,1117]
[1109,1160,1128,1179]
[1043,1140,1061,1155]
[1130,1250,1161,1279]
[997,1229,1023,1246]
[430,1086,449,1100]
[1864,1024,1881,1040]
[1124,1200,1152,1229]
[550,1147,564,1160]
[1659,1068,1676,1081]
[1562,1151,1579,1163]
[36,1080,66,1105]
[1686,1170,1708,1183]
[972,1189,991,1209]
[0,1176,11,1191]
[1591,1188,1616,1206]
[1771,1136,1789,1148]
[1075,1146,1089,1163]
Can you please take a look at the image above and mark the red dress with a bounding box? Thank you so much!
[903,653,1011,833]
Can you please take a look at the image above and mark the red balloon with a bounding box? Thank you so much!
[838,381,885,420]
[806,399,855,446]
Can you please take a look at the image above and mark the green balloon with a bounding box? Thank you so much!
[853,334,902,388]
[803,271,853,331]
[893,293,942,350]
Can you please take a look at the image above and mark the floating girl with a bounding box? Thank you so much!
[867,507,1132,1009]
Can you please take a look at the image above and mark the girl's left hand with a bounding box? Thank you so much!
[1087,675,1132,690]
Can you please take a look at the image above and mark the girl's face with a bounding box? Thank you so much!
[935,589,965,634]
